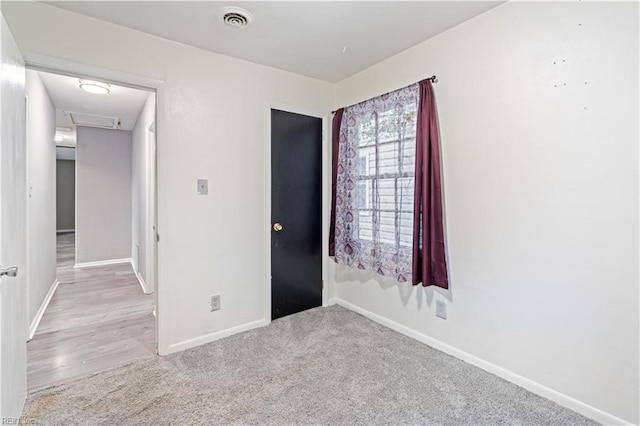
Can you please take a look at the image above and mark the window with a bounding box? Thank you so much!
[333,83,420,282]
[355,108,417,247]
[331,78,449,288]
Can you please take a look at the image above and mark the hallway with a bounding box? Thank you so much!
[27,232,155,392]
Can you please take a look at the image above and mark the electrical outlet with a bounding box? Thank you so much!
[210,295,221,312]
[197,179,208,195]
[436,300,447,320]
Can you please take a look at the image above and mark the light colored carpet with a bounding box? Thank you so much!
[23,305,597,425]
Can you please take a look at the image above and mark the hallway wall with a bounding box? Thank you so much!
[25,69,57,330]
[131,93,155,292]
[76,127,132,264]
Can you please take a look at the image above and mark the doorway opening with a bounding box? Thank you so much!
[24,67,158,391]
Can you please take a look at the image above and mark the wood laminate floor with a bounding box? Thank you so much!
[27,232,156,392]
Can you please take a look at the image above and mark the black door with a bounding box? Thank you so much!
[271,109,322,320]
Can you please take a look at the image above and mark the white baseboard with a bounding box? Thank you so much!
[327,297,339,306]
[56,229,74,234]
[74,257,132,269]
[333,298,631,426]
[166,318,268,355]
[131,261,151,295]
[28,278,59,340]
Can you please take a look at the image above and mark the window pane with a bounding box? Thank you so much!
[358,117,375,147]
[352,99,417,248]
[358,211,373,241]
[357,181,367,210]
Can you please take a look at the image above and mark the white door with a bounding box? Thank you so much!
[146,122,156,293]
[0,14,28,419]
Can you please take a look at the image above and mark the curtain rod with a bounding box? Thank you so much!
[331,75,437,114]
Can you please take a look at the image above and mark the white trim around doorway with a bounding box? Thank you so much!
[23,52,166,355]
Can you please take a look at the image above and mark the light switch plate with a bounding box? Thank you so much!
[197,179,208,195]
[436,300,447,320]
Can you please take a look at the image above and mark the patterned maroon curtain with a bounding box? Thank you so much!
[329,108,344,256]
[332,86,418,282]
[412,79,449,289]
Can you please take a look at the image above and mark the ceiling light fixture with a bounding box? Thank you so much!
[79,79,110,95]
[220,6,254,28]
[54,134,65,143]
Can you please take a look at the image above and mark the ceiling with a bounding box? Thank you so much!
[45,1,502,82]
[38,71,151,146]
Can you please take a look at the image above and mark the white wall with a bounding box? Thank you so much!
[76,127,132,264]
[56,159,75,231]
[2,2,334,354]
[131,92,155,292]
[332,2,639,424]
[25,69,57,329]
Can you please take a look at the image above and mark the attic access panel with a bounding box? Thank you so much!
[65,111,120,129]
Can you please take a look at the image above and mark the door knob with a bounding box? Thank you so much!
[273,223,283,232]
[0,266,18,278]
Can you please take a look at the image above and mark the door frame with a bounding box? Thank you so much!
[146,121,157,297]
[23,92,30,339]
[264,103,330,324]
[22,52,168,354]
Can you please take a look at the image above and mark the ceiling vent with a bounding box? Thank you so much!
[66,111,121,129]
[220,7,253,28]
